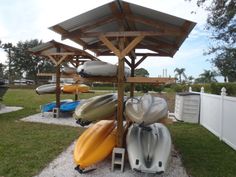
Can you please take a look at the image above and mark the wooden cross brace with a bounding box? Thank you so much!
[99,35,144,59]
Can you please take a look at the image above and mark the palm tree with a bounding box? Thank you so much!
[188,76,194,84]
[199,70,217,83]
[174,68,187,83]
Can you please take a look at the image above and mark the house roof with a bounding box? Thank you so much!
[49,0,196,58]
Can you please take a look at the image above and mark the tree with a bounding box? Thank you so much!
[134,68,149,77]
[197,69,217,83]
[187,0,236,82]
[0,42,16,83]
[174,68,187,83]
[10,39,55,83]
[188,75,194,84]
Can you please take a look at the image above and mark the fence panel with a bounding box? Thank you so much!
[200,93,222,137]
[222,96,236,150]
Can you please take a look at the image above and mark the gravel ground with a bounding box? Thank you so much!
[22,113,188,177]
[34,141,188,177]
[21,112,82,127]
[0,106,23,114]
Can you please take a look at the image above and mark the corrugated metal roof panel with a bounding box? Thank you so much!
[49,0,196,57]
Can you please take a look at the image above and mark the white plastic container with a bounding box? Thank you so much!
[174,92,200,123]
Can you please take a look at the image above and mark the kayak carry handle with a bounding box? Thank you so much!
[76,119,92,127]
[74,165,96,174]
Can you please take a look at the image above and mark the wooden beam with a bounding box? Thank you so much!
[48,56,58,66]
[134,55,147,68]
[78,30,183,38]
[126,77,176,84]
[42,52,75,56]
[130,58,135,98]
[124,58,131,68]
[74,75,117,83]
[98,51,162,57]
[55,55,67,66]
[55,65,61,108]
[117,38,125,147]
[120,36,144,59]
[99,35,121,58]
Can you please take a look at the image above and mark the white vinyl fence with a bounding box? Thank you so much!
[190,87,236,151]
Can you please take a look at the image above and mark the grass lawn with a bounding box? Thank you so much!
[0,89,106,177]
[1,89,236,177]
[169,123,236,177]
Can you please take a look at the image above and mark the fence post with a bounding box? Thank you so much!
[199,87,204,125]
[189,86,192,92]
[219,87,226,141]
[201,87,204,93]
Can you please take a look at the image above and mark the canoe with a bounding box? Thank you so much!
[61,66,77,75]
[74,120,116,173]
[60,101,80,112]
[126,123,172,174]
[36,84,57,95]
[77,60,131,78]
[62,84,90,93]
[74,93,117,126]
[41,99,73,112]
[125,94,168,126]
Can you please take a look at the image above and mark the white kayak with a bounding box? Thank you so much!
[77,60,131,78]
[36,84,57,95]
[126,123,172,174]
[61,66,77,75]
[125,94,168,126]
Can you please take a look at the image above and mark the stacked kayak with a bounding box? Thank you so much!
[74,120,116,173]
[126,123,171,174]
[125,93,168,126]
[77,60,131,78]
[62,84,90,93]
[41,99,73,112]
[74,93,117,126]
[60,101,80,112]
[36,84,58,95]
[61,66,77,75]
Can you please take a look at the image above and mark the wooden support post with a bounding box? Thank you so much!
[55,65,61,108]
[130,58,135,98]
[117,38,125,147]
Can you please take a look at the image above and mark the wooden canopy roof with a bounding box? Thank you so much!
[29,40,98,66]
[49,0,196,58]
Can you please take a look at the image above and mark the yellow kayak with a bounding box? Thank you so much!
[74,120,116,172]
[62,84,90,93]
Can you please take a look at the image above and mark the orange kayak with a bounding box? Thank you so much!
[62,84,90,93]
[74,120,117,171]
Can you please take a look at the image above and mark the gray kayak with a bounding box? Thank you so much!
[74,93,117,126]
[61,66,77,75]
[126,123,172,174]
[125,94,168,126]
[36,84,57,95]
[77,60,131,78]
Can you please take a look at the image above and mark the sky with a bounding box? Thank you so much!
[0,0,218,80]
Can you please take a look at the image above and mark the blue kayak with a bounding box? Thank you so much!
[60,101,80,112]
[42,100,73,112]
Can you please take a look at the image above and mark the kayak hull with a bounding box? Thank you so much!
[62,84,90,93]
[36,84,57,95]
[74,94,117,123]
[74,120,116,169]
[77,60,131,78]
[126,123,172,174]
[125,94,168,126]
